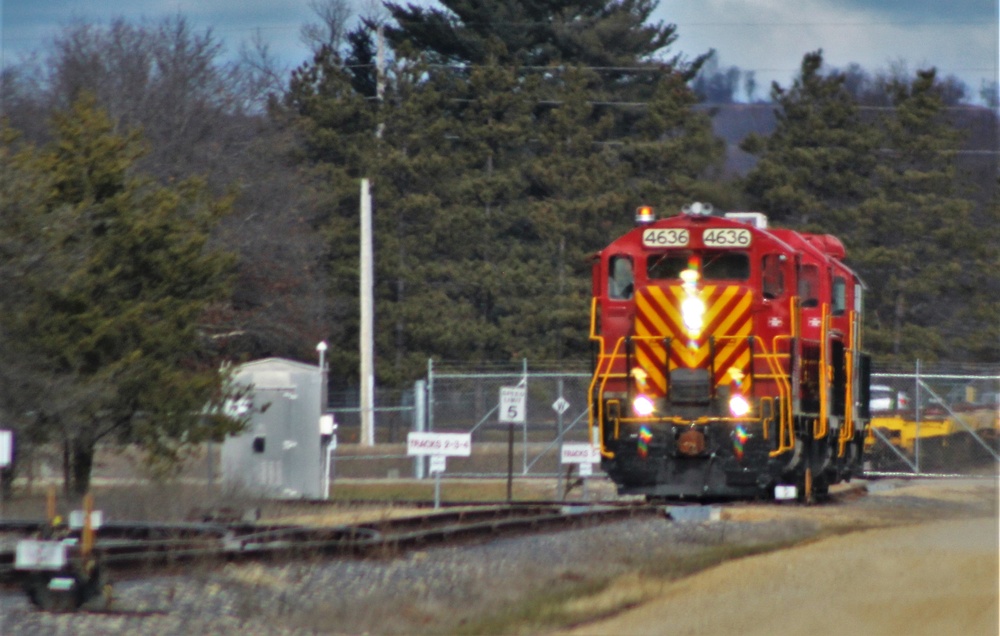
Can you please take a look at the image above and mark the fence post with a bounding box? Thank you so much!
[414,379,426,479]
[522,358,529,475]
[427,358,435,433]
[556,378,565,498]
[914,360,921,473]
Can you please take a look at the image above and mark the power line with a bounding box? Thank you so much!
[352,61,997,77]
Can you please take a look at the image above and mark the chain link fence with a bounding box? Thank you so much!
[328,361,594,480]
[427,361,593,477]
[865,362,1000,476]
[328,359,1000,480]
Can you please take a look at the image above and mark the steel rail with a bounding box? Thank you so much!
[0,503,654,586]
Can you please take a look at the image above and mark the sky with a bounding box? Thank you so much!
[1,0,998,105]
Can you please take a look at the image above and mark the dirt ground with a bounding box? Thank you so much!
[552,479,999,636]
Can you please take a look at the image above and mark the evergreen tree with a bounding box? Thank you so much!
[741,51,879,233]
[382,0,679,69]
[284,47,378,381]
[371,60,498,381]
[621,70,727,207]
[0,96,242,495]
[740,54,995,365]
[949,177,1000,361]
[284,39,728,386]
[853,69,992,362]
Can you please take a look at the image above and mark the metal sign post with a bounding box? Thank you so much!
[429,455,446,509]
[561,442,600,502]
[0,430,12,520]
[499,387,526,503]
[552,392,570,498]
[407,432,471,509]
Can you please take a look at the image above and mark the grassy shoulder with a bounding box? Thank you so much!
[451,539,812,636]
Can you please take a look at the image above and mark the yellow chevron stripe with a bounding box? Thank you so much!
[633,285,755,394]
[635,346,665,394]
[715,289,753,337]
[673,337,699,368]
[636,287,671,336]
[663,286,685,327]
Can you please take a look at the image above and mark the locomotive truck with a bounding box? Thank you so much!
[588,203,872,501]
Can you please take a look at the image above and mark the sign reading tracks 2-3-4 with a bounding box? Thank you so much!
[407,432,472,496]
[406,432,472,457]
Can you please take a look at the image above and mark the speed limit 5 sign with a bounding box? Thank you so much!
[498,386,526,424]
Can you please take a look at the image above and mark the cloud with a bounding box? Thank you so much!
[659,0,997,99]
[4,0,996,103]
[2,0,310,67]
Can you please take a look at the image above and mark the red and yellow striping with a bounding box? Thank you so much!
[634,285,753,395]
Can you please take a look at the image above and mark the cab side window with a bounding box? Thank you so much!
[832,276,847,315]
[608,255,634,300]
[799,264,819,308]
[762,254,785,299]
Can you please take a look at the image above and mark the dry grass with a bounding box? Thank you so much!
[1,477,608,526]
[447,539,809,636]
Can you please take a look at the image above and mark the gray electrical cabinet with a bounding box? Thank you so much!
[221,358,331,499]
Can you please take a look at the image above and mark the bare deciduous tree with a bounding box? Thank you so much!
[300,0,354,55]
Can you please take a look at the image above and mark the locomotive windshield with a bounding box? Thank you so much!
[647,251,750,281]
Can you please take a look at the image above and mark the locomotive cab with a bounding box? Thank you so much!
[589,204,870,501]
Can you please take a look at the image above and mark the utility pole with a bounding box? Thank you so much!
[360,179,374,446]
[376,24,386,139]
[359,27,385,447]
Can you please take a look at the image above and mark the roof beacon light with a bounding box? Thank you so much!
[635,205,655,224]
[683,202,714,216]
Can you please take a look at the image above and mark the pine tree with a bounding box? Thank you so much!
[0,96,241,495]
[853,69,991,362]
[284,35,728,385]
[739,54,996,364]
[284,47,378,381]
[382,0,679,69]
[741,51,879,233]
[621,70,727,207]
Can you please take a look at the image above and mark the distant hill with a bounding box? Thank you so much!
[703,103,999,201]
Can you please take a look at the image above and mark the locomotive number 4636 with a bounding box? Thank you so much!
[702,228,751,247]
[642,228,689,247]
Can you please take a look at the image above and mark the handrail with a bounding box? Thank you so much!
[588,313,629,458]
[587,297,608,456]
[588,296,600,339]
[588,293,808,460]
[838,310,858,457]
[815,303,830,439]
[759,397,776,444]
[764,334,795,456]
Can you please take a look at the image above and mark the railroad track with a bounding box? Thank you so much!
[0,502,656,588]
[0,484,872,611]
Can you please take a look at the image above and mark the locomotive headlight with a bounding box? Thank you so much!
[729,394,751,417]
[633,395,655,417]
[681,296,706,333]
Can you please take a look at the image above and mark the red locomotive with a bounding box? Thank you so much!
[588,203,871,500]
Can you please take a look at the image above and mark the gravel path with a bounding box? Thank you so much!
[0,517,817,635]
[554,517,998,636]
[1,478,995,635]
